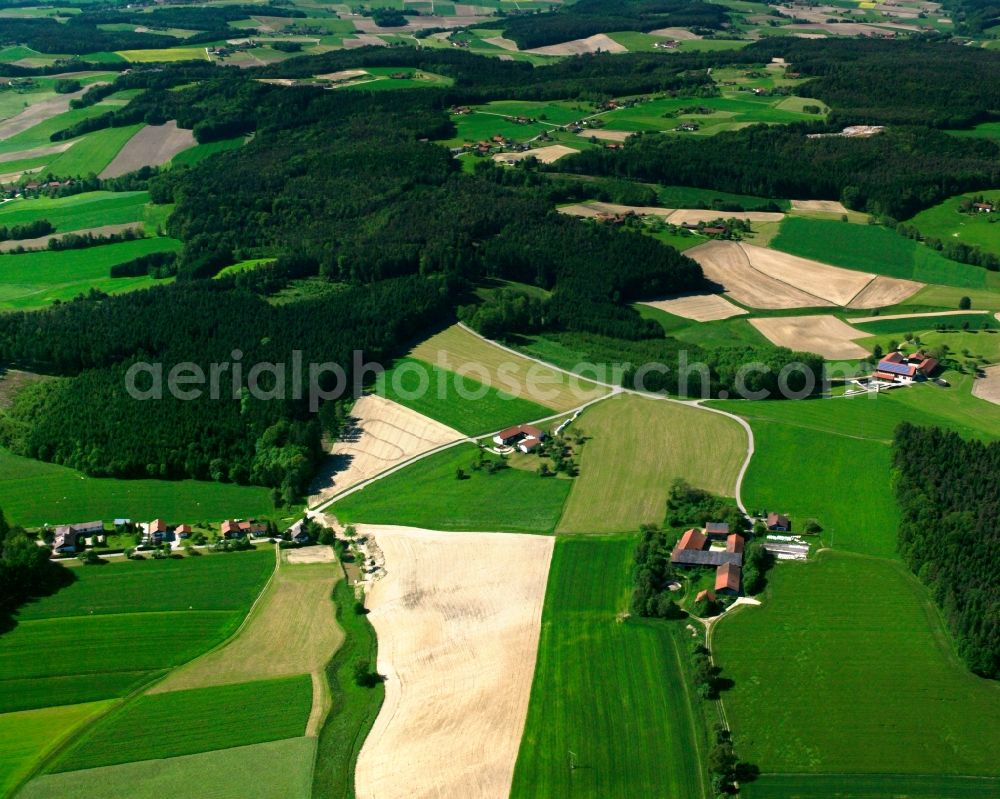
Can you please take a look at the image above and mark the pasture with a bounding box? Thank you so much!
[557,394,746,534]
[331,443,572,534]
[0,191,148,233]
[0,446,278,528]
[376,356,556,435]
[713,552,1000,776]
[0,701,113,797]
[44,124,143,177]
[168,134,243,167]
[510,536,707,799]
[409,324,609,411]
[49,676,313,772]
[151,555,343,692]
[743,773,1000,799]
[771,217,1000,292]
[908,192,1000,257]
[0,236,180,310]
[115,48,209,62]
[19,737,316,799]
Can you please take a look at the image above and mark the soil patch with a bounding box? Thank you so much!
[99,121,196,178]
[528,34,627,55]
[845,276,925,309]
[749,314,870,359]
[972,365,1000,405]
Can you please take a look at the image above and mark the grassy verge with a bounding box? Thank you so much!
[311,573,384,799]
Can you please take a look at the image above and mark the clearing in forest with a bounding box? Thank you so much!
[308,394,463,505]
[99,121,196,178]
[556,394,745,534]
[527,34,628,55]
[354,526,553,799]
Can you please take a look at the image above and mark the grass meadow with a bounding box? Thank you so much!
[908,192,1000,255]
[19,737,316,799]
[49,676,312,772]
[851,312,997,336]
[115,48,209,62]
[556,395,746,534]
[376,356,557,435]
[510,537,708,799]
[743,773,1000,799]
[713,552,1000,777]
[0,103,125,157]
[45,124,142,177]
[771,217,1000,291]
[0,701,113,797]
[0,236,180,310]
[0,446,278,528]
[332,443,572,534]
[169,135,243,167]
[0,191,148,233]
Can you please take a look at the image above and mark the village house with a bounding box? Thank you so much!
[493,424,546,453]
[767,512,791,532]
[874,350,939,383]
[220,519,241,539]
[175,524,192,539]
[705,522,730,539]
[972,202,994,213]
[673,529,745,596]
[715,562,741,595]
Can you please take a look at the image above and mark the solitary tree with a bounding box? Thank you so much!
[959,296,972,310]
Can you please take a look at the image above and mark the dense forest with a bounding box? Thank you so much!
[893,424,1000,679]
[0,508,69,630]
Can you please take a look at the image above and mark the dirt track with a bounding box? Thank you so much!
[99,121,196,178]
[972,365,1000,405]
[528,34,627,55]
[309,394,463,506]
[354,525,553,799]
[641,293,748,322]
[750,315,870,359]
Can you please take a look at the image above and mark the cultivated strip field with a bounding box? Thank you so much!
[740,243,874,305]
[846,275,926,308]
[558,201,675,218]
[789,199,850,214]
[527,34,628,55]
[849,309,991,324]
[0,140,74,163]
[576,128,632,142]
[749,315,870,359]
[355,526,554,799]
[640,293,748,322]
[493,144,578,164]
[410,325,609,411]
[557,394,745,534]
[99,121,196,178]
[308,394,463,505]
[150,552,342,693]
[0,85,101,140]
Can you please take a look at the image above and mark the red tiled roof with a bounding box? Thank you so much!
[767,512,790,528]
[696,590,716,603]
[726,534,745,554]
[149,518,167,533]
[715,563,741,592]
[882,351,904,364]
[676,529,708,551]
[919,357,939,376]
[221,519,238,534]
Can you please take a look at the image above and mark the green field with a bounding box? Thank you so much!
[376,356,557,435]
[0,236,180,309]
[743,773,1000,799]
[115,48,209,62]
[908,192,1000,257]
[45,124,143,177]
[510,537,707,799]
[713,552,1000,776]
[332,443,572,534]
[556,394,746,534]
[0,701,113,797]
[771,217,1000,291]
[850,312,997,336]
[0,103,125,157]
[169,135,244,167]
[20,737,316,799]
[0,446,278,528]
[0,191,149,233]
[946,121,1000,141]
[0,550,274,713]
[49,676,312,772]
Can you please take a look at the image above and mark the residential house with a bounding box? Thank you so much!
[973,202,994,213]
[493,424,546,452]
[766,512,791,532]
[73,521,104,536]
[220,519,241,539]
[726,533,745,555]
[249,521,269,538]
[671,529,743,567]
[175,524,193,539]
[52,526,84,554]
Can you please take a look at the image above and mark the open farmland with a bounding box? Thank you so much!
[0,191,149,233]
[376,356,556,436]
[713,552,1000,777]
[0,550,274,713]
[556,394,746,534]
[743,773,1000,799]
[640,292,748,322]
[492,144,578,163]
[511,537,707,799]
[168,134,243,167]
[409,324,609,411]
[19,737,317,799]
[0,236,179,310]
[527,34,628,55]
[0,446,277,528]
[49,676,313,772]
[44,124,143,177]
[749,314,870,359]
[331,443,572,534]
[355,526,553,799]
[771,217,1000,291]
[908,191,1000,257]
[99,120,196,177]
[309,394,463,505]
[972,365,1000,405]
[0,84,107,141]
[151,553,343,692]
[0,701,113,797]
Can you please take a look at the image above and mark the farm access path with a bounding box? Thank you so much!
[310,323,754,519]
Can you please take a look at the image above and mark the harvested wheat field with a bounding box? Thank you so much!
[316,68,369,81]
[309,394,463,506]
[493,144,577,164]
[972,365,1000,406]
[669,210,785,225]
[99,121,196,178]
[355,525,554,799]
[576,128,633,142]
[482,35,519,51]
[286,545,337,564]
[528,34,627,55]
[641,293,748,322]
[410,324,610,410]
[846,275,925,309]
[790,199,850,214]
[0,223,142,253]
[151,553,343,693]
[687,240,834,309]
[741,243,874,306]
[342,34,389,48]
[750,314,870,359]
[648,26,702,39]
[558,200,674,218]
